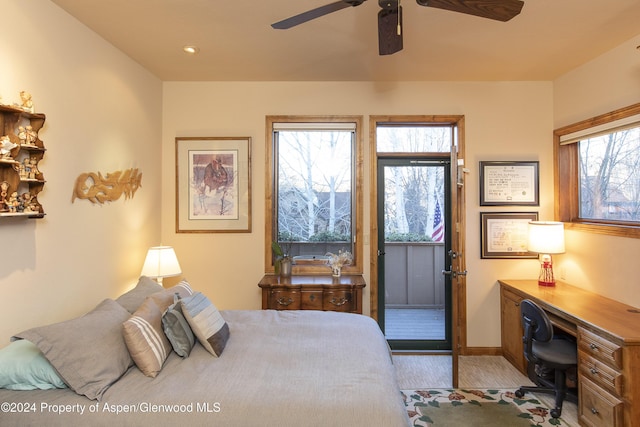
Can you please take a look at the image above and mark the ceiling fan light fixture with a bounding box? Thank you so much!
[183,45,200,55]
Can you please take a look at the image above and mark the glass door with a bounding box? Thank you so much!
[377,158,452,351]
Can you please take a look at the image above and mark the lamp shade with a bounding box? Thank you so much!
[527,221,565,254]
[140,246,182,279]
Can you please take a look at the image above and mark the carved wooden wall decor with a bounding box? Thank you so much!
[72,168,142,204]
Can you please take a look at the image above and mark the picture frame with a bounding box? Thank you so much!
[480,212,539,259]
[176,137,251,233]
[479,161,539,206]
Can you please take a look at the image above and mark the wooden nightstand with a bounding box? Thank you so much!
[258,275,366,314]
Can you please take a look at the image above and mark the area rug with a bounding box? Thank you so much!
[402,389,571,426]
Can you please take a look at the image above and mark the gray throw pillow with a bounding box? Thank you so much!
[162,294,195,357]
[116,276,164,313]
[12,299,133,401]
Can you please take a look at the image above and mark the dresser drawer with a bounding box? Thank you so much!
[259,275,365,314]
[579,350,623,396]
[579,377,624,427]
[269,290,301,310]
[323,290,354,312]
[300,291,323,310]
[578,328,622,369]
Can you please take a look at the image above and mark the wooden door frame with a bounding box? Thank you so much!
[368,115,467,385]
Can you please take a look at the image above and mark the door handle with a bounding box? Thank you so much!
[442,266,468,278]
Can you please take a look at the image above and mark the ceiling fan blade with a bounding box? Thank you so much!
[416,0,524,22]
[272,1,366,30]
[378,5,403,55]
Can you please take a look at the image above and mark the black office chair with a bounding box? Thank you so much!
[515,299,577,418]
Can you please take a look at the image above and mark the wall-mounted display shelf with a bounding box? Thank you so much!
[0,104,46,218]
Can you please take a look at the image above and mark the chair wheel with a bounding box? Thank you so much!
[515,389,525,398]
[551,408,561,418]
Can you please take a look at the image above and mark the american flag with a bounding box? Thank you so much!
[431,198,444,242]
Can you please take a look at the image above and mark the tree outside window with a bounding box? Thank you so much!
[555,103,640,238]
[265,116,363,274]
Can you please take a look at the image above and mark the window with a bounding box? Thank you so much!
[265,116,363,274]
[376,124,452,242]
[555,103,640,238]
[377,124,452,153]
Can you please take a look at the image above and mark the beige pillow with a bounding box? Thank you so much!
[122,281,193,377]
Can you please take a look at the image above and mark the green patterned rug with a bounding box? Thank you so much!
[402,389,571,426]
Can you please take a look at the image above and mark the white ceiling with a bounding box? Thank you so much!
[50,0,640,82]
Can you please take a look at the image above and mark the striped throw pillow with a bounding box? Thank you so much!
[181,292,229,357]
[122,282,193,377]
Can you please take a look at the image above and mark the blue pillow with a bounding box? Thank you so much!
[0,339,67,390]
[162,293,195,357]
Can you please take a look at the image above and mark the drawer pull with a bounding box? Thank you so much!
[590,407,599,415]
[276,297,294,307]
[330,297,350,307]
[589,367,599,375]
[589,343,599,350]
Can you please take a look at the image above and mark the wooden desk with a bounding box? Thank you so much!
[499,279,640,427]
[258,275,365,314]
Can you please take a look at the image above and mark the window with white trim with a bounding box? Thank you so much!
[555,103,640,237]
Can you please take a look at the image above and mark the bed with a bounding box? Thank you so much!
[0,278,410,426]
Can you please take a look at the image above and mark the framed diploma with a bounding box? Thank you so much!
[479,161,539,206]
[480,212,539,259]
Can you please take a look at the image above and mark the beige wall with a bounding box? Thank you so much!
[162,33,639,349]
[551,34,640,306]
[3,1,638,350]
[0,1,163,345]
[162,81,554,348]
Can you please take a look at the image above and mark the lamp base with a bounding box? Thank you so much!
[538,258,555,287]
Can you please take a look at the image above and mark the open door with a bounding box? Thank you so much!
[448,120,467,387]
[377,158,452,351]
[369,116,466,387]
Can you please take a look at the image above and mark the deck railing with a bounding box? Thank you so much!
[384,242,445,309]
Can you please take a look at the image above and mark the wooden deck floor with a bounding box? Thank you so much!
[384,308,445,340]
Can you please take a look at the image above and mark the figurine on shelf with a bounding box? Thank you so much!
[6,192,19,213]
[19,91,34,113]
[18,125,37,146]
[17,126,27,145]
[26,126,37,145]
[30,200,41,214]
[0,181,8,211]
[21,193,34,212]
[0,136,18,160]
[20,158,31,179]
[28,156,39,179]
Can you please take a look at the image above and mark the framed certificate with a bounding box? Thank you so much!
[479,161,539,206]
[480,212,539,259]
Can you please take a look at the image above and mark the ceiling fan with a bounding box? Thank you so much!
[272,0,525,56]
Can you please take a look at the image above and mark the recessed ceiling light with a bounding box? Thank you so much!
[183,45,199,54]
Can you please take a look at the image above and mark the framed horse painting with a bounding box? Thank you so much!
[176,137,251,232]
